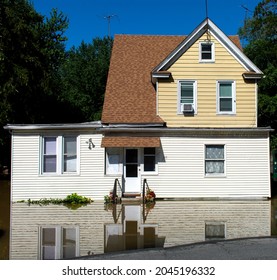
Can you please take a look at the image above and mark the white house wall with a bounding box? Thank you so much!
[11,131,270,201]
[11,131,120,202]
[143,135,271,199]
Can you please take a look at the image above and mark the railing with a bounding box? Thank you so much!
[112,178,122,202]
[142,178,150,203]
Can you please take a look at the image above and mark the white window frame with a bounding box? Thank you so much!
[199,42,215,62]
[41,135,80,175]
[141,147,158,175]
[204,144,226,177]
[39,226,79,260]
[216,80,236,115]
[105,148,123,175]
[177,80,197,115]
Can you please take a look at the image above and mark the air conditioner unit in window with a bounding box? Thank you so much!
[182,103,194,113]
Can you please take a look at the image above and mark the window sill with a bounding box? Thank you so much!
[141,171,158,176]
[216,112,236,116]
[40,173,80,177]
[205,174,226,178]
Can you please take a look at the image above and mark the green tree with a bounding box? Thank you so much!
[239,0,277,149]
[0,0,68,168]
[59,37,113,121]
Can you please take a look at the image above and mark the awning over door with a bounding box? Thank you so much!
[101,136,161,148]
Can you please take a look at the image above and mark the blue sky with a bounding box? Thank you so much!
[31,0,260,49]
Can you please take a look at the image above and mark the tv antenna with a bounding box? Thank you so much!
[103,14,118,38]
[241,5,253,23]
[205,0,209,18]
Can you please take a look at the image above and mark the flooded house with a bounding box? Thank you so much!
[5,18,272,202]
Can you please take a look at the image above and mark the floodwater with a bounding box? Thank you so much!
[1,179,277,260]
[0,180,10,260]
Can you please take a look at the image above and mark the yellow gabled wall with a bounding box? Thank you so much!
[157,33,257,127]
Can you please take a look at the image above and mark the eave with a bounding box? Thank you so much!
[4,121,102,131]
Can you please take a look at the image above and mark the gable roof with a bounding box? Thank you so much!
[152,18,263,74]
[101,18,261,125]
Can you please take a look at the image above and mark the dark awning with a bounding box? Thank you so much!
[101,136,161,148]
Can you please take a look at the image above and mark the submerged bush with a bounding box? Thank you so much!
[19,193,93,209]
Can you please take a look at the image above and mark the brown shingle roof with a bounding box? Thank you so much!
[101,136,161,147]
[101,34,242,124]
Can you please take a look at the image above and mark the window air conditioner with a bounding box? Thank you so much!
[182,103,194,113]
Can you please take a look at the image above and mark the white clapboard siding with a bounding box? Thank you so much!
[143,136,270,198]
[11,132,119,201]
[11,131,270,201]
[10,200,270,259]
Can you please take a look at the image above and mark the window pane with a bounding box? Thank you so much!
[63,136,77,172]
[64,137,76,154]
[205,160,224,173]
[43,137,56,173]
[202,44,212,52]
[126,165,137,177]
[63,228,76,259]
[220,98,232,111]
[42,228,56,260]
[202,52,212,60]
[42,228,55,245]
[144,148,155,172]
[44,137,56,155]
[44,155,57,172]
[126,149,138,163]
[64,156,77,172]
[201,43,212,60]
[206,145,224,159]
[181,82,194,104]
[219,83,232,97]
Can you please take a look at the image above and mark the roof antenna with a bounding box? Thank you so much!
[205,0,209,19]
[103,14,118,38]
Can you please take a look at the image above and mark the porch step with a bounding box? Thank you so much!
[121,197,142,204]
[121,193,142,204]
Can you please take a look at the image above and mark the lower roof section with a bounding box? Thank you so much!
[101,136,161,148]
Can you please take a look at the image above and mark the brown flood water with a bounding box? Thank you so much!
[0,180,10,260]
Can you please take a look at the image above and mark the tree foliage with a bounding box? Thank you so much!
[59,37,113,121]
[239,0,277,149]
[0,0,68,167]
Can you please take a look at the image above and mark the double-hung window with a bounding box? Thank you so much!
[205,145,225,175]
[43,137,57,173]
[199,42,214,62]
[40,226,79,259]
[143,148,156,172]
[63,137,77,172]
[42,135,78,175]
[178,80,197,114]
[217,81,236,114]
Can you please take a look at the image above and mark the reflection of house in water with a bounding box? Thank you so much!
[9,200,271,260]
[104,204,165,253]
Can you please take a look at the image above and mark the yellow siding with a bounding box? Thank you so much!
[158,34,257,127]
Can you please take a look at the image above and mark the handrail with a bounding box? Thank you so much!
[142,178,150,203]
[113,178,122,202]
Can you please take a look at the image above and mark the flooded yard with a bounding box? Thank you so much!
[1,179,277,260]
[0,180,10,260]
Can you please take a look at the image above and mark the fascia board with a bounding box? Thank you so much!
[152,18,208,72]
[207,19,263,74]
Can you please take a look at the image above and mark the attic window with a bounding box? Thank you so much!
[199,42,214,62]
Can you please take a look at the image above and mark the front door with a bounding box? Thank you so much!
[124,148,140,193]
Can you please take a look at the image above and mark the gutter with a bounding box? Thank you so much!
[3,121,102,131]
